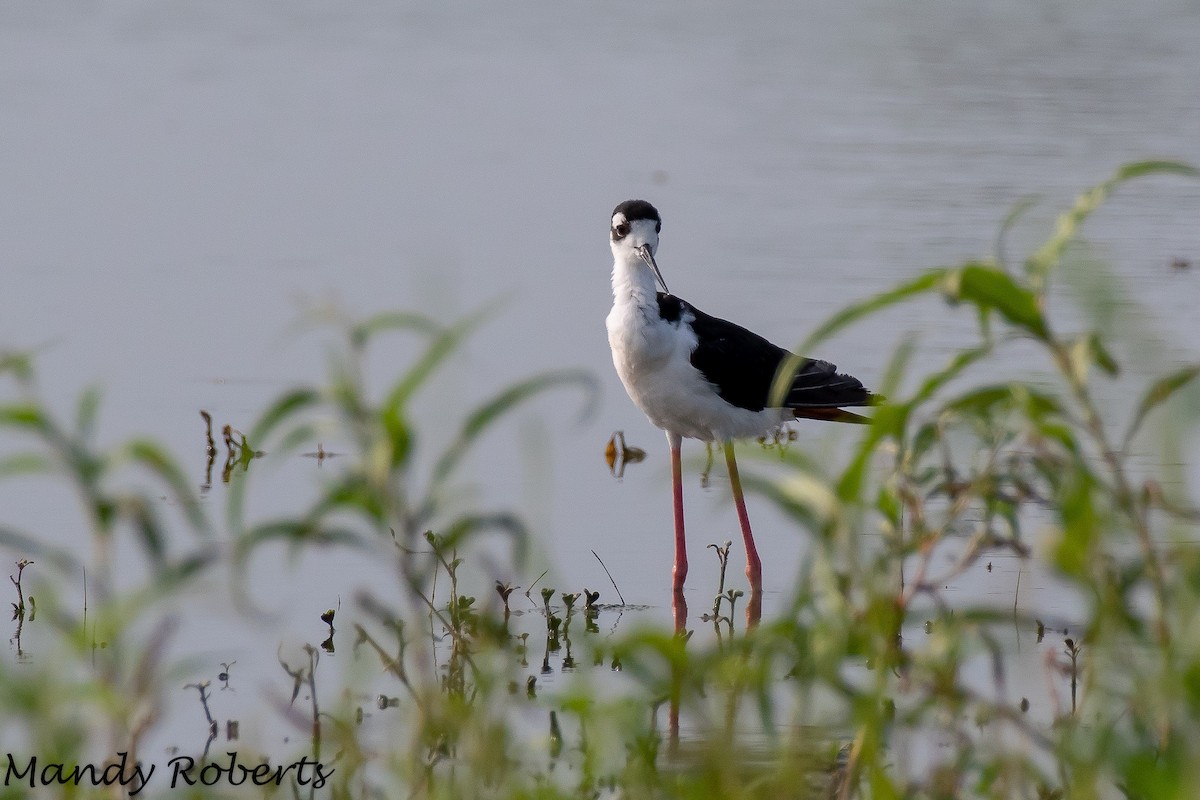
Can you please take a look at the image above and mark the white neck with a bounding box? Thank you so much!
[610,250,659,310]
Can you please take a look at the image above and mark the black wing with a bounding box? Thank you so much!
[658,293,876,413]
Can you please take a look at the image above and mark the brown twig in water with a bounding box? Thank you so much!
[9,559,32,618]
[591,550,625,606]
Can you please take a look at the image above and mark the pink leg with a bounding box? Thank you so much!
[668,431,688,595]
[724,442,763,625]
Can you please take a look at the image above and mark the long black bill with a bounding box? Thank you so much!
[638,244,670,294]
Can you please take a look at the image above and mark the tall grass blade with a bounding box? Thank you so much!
[1123,364,1200,449]
[429,369,598,489]
[771,271,945,406]
[941,262,1048,340]
[382,304,499,414]
[350,311,443,350]
[1026,160,1198,292]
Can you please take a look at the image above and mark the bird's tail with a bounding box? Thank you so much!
[792,406,875,424]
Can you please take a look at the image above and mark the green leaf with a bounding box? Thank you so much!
[772,270,946,405]
[1123,364,1200,448]
[75,386,102,442]
[0,452,52,479]
[0,525,82,575]
[0,404,50,432]
[940,383,1064,421]
[1088,332,1119,376]
[0,351,35,381]
[350,311,443,350]
[1026,160,1198,291]
[943,263,1048,340]
[117,439,208,534]
[910,345,992,408]
[383,304,500,414]
[126,497,166,566]
[246,388,321,450]
[1053,469,1101,578]
[381,405,413,469]
[994,195,1040,271]
[429,369,598,489]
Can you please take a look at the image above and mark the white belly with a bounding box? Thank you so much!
[606,302,785,442]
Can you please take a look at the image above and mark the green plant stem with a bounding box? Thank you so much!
[1050,342,1169,650]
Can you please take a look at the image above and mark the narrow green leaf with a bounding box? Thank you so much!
[383,304,500,414]
[0,404,50,432]
[1113,159,1200,182]
[0,525,81,575]
[1088,333,1119,376]
[430,369,598,488]
[995,195,1040,271]
[350,311,443,349]
[0,351,35,381]
[382,405,413,469]
[235,519,369,556]
[772,270,946,406]
[1026,160,1198,291]
[246,388,321,449]
[878,333,918,400]
[0,452,52,479]
[944,263,1048,340]
[75,386,102,442]
[1124,364,1200,448]
[128,498,166,566]
[911,345,992,408]
[941,383,1063,420]
[129,439,207,533]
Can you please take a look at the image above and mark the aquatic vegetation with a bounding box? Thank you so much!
[1,162,1199,798]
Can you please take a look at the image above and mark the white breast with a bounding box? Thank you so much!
[606,301,786,442]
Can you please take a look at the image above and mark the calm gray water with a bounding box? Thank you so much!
[2,0,1198,765]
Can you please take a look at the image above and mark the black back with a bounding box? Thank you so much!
[657,293,873,413]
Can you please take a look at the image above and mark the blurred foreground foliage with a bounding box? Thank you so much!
[1,162,1199,799]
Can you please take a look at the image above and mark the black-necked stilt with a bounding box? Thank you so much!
[605,199,879,614]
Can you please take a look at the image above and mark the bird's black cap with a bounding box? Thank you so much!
[612,199,661,224]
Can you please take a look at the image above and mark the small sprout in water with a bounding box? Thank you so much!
[218,661,236,683]
[9,559,33,620]
[540,587,555,609]
[584,589,600,609]
[495,581,518,612]
[561,592,579,612]
[526,675,537,698]
[1036,619,1045,642]
[1063,638,1082,715]
[321,609,336,626]
[987,562,993,572]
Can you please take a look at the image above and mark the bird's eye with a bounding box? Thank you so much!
[612,222,630,240]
